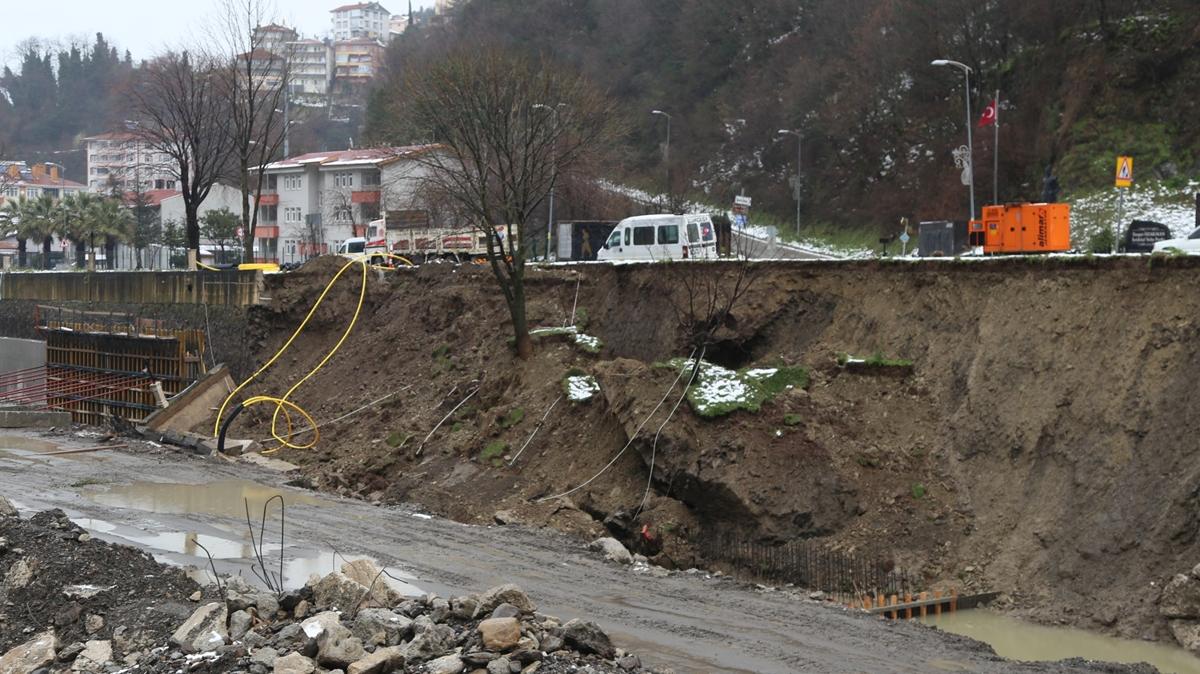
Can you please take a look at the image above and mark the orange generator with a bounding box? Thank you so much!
[968,203,1071,254]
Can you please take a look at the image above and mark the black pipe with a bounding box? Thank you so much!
[217,401,247,455]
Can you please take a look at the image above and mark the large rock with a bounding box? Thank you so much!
[346,645,404,674]
[170,602,229,654]
[273,652,317,674]
[1171,620,1200,653]
[301,611,365,668]
[70,640,112,672]
[230,610,253,641]
[474,584,535,617]
[426,653,465,674]
[340,559,401,606]
[0,629,58,674]
[352,608,413,647]
[400,618,455,663]
[3,558,35,590]
[588,537,633,565]
[1161,573,1200,618]
[0,495,17,517]
[312,571,388,612]
[478,617,521,651]
[560,619,615,658]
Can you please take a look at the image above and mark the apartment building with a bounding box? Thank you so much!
[259,145,435,264]
[332,38,385,97]
[288,39,333,104]
[252,23,298,54]
[331,2,391,43]
[82,131,176,194]
[0,161,85,207]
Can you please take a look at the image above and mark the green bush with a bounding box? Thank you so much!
[498,407,525,429]
[480,441,507,466]
[1086,227,1115,254]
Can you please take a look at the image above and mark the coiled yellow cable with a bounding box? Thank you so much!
[213,253,413,454]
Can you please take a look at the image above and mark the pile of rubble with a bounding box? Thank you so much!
[0,506,656,674]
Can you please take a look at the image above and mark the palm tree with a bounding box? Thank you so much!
[88,198,133,270]
[0,199,19,266]
[10,196,61,269]
[60,193,99,268]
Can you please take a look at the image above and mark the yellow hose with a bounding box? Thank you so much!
[212,252,414,454]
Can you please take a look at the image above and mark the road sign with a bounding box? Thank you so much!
[734,195,752,208]
[1115,156,1133,188]
[733,214,747,227]
[899,231,910,244]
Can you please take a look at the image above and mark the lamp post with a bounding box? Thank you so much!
[777,129,802,236]
[651,109,671,210]
[533,102,566,261]
[931,59,975,222]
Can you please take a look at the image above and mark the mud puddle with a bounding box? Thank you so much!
[921,610,1200,673]
[0,434,103,463]
[75,479,423,595]
[83,479,331,518]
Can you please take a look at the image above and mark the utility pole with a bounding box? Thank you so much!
[777,129,802,236]
[533,102,566,261]
[651,110,671,211]
[932,59,975,222]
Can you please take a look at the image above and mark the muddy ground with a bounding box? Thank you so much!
[207,255,1200,648]
[0,430,1160,673]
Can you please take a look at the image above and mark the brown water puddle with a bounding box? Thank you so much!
[0,434,104,463]
[921,610,1200,673]
[83,479,331,519]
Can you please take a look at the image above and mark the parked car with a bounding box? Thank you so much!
[597,214,718,262]
[1152,227,1200,254]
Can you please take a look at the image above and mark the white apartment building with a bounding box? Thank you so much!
[83,132,176,194]
[260,146,434,264]
[331,2,391,43]
[253,23,298,54]
[288,39,334,104]
[0,162,85,207]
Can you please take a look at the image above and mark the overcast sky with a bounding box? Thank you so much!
[0,0,435,67]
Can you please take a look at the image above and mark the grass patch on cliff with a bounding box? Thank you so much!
[660,359,808,418]
[480,441,507,466]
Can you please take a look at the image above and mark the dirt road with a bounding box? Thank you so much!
[0,431,1146,674]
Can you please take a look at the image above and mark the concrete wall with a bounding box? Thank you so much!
[0,337,45,375]
[160,184,244,227]
[0,270,263,306]
[146,364,234,434]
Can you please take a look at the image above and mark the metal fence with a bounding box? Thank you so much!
[700,531,919,603]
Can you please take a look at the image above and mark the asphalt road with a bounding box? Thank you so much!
[0,430,1147,674]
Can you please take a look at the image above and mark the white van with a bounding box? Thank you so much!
[597,214,719,261]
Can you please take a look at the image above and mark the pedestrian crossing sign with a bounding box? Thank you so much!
[1115,156,1133,188]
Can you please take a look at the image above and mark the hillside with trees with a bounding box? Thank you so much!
[368,0,1200,239]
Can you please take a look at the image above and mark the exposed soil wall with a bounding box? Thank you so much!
[224,255,1200,645]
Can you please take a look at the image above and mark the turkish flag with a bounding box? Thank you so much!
[978,99,997,127]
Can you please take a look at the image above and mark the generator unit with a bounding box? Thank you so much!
[968,203,1070,254]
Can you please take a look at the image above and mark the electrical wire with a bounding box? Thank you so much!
[535,347,698,504]
[212,253,414,454]
[634,347,705,520]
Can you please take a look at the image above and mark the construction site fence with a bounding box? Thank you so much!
[1,269,262,306]
[700,531,919,603]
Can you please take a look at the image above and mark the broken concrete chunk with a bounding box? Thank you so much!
[0,629,58,674]
[170,602,229,654]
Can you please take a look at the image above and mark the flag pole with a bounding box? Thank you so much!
[993,89,1000,205]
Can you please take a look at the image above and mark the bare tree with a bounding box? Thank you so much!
[131,51,235,266]
[212,0,292,263]
[393,49,622,358]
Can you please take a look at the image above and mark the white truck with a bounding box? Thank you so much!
[362,214,517,265]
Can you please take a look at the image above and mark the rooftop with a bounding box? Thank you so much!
[265,145,438,170]
[331,2,391,13]
[82,131,143,142]
[123,189,180,208]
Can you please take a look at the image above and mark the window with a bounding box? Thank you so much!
[362,170,381,186]
[260,205,278,222]
[268,174,278,190]
[26,188,37,199]
[334,206,352,223]
[623,228,630,246]
[284,207,302,223]
[333,172,354,188]
[687,222,700,243]
[633,226,655,246]
[284,174,302,190]
[604,230,621,249]
[1188,227,1200,240]
[657,225,679,245]
[361,202,380,221]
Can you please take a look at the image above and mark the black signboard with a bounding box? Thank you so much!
[1122,220,1172,253]
[918,220,968,257]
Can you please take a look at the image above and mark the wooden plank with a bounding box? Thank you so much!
[866,592,999,616]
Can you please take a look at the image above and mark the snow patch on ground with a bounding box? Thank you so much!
[1070,180,1199,246]
[565,375,600,402]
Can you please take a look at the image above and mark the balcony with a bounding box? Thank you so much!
[351,190,380,204]
[254,226,280,239]
[259,193,280,205]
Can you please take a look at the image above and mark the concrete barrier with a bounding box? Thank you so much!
[0,408,72,428]
[0,270,263,306]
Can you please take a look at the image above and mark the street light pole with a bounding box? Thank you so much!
[932,59,975,223]
[651,110,671,211]
[533,103,566,261]
[777,129,802,236]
